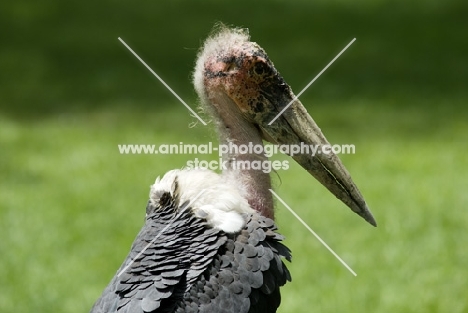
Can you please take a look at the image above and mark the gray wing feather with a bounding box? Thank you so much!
[91,193,291,313]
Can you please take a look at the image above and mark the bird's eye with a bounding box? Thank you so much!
[225,62,238,72]
[254,61,268,75]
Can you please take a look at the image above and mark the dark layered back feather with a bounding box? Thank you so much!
[91,191,291,313]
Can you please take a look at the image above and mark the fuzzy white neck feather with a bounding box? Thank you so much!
[150,169,254,233]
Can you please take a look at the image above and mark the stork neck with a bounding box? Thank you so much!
[211,98,274,219]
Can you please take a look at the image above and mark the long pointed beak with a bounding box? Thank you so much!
[194,25,375,225]
[260,97,376,227]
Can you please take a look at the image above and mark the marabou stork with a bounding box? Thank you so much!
[90,26,376,313]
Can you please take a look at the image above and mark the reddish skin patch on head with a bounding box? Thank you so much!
[202,42,274,121]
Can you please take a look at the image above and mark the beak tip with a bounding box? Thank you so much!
[360,206,377,227]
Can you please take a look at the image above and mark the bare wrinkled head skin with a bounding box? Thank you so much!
[194,26,291,130]
[194,25,376,226]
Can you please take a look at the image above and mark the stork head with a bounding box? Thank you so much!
[193,25,376,226]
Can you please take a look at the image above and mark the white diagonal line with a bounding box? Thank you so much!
[118,37,207,126]
[268,38,356,125]
[269,189,357,276]
[117,189,206,277]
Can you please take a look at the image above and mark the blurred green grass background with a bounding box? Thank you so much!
[1,0,467,312]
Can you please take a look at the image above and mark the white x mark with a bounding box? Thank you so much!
[269,38,356,125]
[118,37,207,126]
[270,189,357,276]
